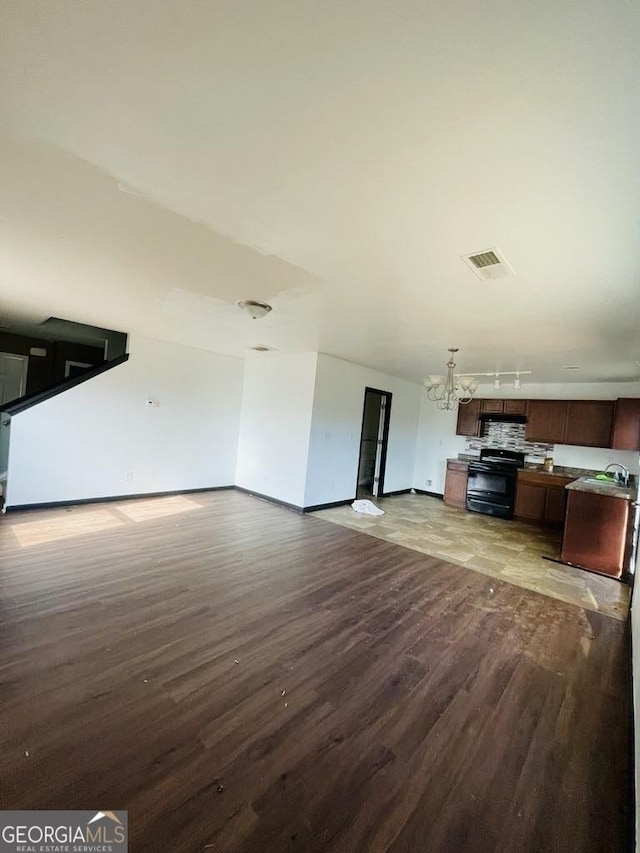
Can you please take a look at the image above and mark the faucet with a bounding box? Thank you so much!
[605,463,630,487]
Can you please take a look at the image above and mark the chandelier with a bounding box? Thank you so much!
[424,348,478,410]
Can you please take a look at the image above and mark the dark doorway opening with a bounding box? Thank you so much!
[355,387,392,499]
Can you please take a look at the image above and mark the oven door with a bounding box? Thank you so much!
[466,464,516,519]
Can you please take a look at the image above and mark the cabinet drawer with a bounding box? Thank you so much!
[517,471,573,488]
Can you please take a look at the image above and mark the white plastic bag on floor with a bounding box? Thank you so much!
[351,499,385,516]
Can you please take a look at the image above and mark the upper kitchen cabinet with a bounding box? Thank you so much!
[455,395,633,448]
[525,401,568,443]
[611,398,640,450]
[479,399,527,415]
[480,399,503,414]
[526,399,615,447]
[564,401,614,448]
[503,400,527,415]
[456,399,481,436]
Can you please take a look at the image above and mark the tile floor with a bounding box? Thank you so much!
[313,493,630,620]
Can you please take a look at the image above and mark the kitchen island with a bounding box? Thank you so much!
[561,477,636,578]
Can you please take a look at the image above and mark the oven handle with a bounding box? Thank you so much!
[468,463,517,477]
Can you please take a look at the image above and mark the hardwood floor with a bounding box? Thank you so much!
[314,494,630,619]
[0,491,630,852]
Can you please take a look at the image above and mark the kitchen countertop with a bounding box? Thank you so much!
[523,463,596,477]
[454,456,598,479]
[452,455,637,497]
[565,477,636,501]
[520,465,601,481]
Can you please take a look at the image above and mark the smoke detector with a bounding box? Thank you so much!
[461,247,515,281]
[236,299,272,320]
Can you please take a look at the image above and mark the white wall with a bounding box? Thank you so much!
[413,381,640,494]
[412,395,467,493]
[235,352,318,507]
[304,354,422,507]
[6,335,243,506]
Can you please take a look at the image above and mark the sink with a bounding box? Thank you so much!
[580,477,622,487]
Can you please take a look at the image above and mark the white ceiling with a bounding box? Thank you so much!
[1,0,639,383]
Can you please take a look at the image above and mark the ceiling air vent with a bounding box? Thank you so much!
[461,247,515,281]
[249,345,277,352]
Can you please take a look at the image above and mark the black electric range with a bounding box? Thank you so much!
[466,448,526,519]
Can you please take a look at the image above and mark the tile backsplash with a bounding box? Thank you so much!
[466,421,553,461]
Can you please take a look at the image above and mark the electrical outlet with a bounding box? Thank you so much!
[426,479,432,486]
[124,471,133,481]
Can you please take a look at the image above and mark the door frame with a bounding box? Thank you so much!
[354,387,393,500]
[0,352,29,405]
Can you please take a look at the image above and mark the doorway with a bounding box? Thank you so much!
[356,387,392,499]
[0,353,29,406]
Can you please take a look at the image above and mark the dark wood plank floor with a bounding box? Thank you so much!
[0,490,630,852]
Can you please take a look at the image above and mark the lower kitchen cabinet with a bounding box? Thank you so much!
[514,482,546,521]
[514,471,572,527]
[444,461,468,509]
[544,486,569,526]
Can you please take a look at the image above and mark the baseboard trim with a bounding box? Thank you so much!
[413,489,444,499]
[303,499,353,513]
[4,485,440,516]
[234,486,304,513]
[4,485,234,513]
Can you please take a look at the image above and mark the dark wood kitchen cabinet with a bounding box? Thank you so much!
[456,398,527,436]
[563,401,614,448]
[561,489,632,577]
[544,485,569,526]
[526,399,615,447]
[525,401,568,443]
[514,470,573,527]
[514,481,546,521]
[479,399,527,415]
[444,460,468,509]
[455,399,480,436]
[611,398,640,450]
[480,399,503,414]
[455,396,624,448]
[503,399,527,415]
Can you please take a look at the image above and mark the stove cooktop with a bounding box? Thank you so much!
[478,448,525,467]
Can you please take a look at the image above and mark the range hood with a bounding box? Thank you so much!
[479,413,527,424]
